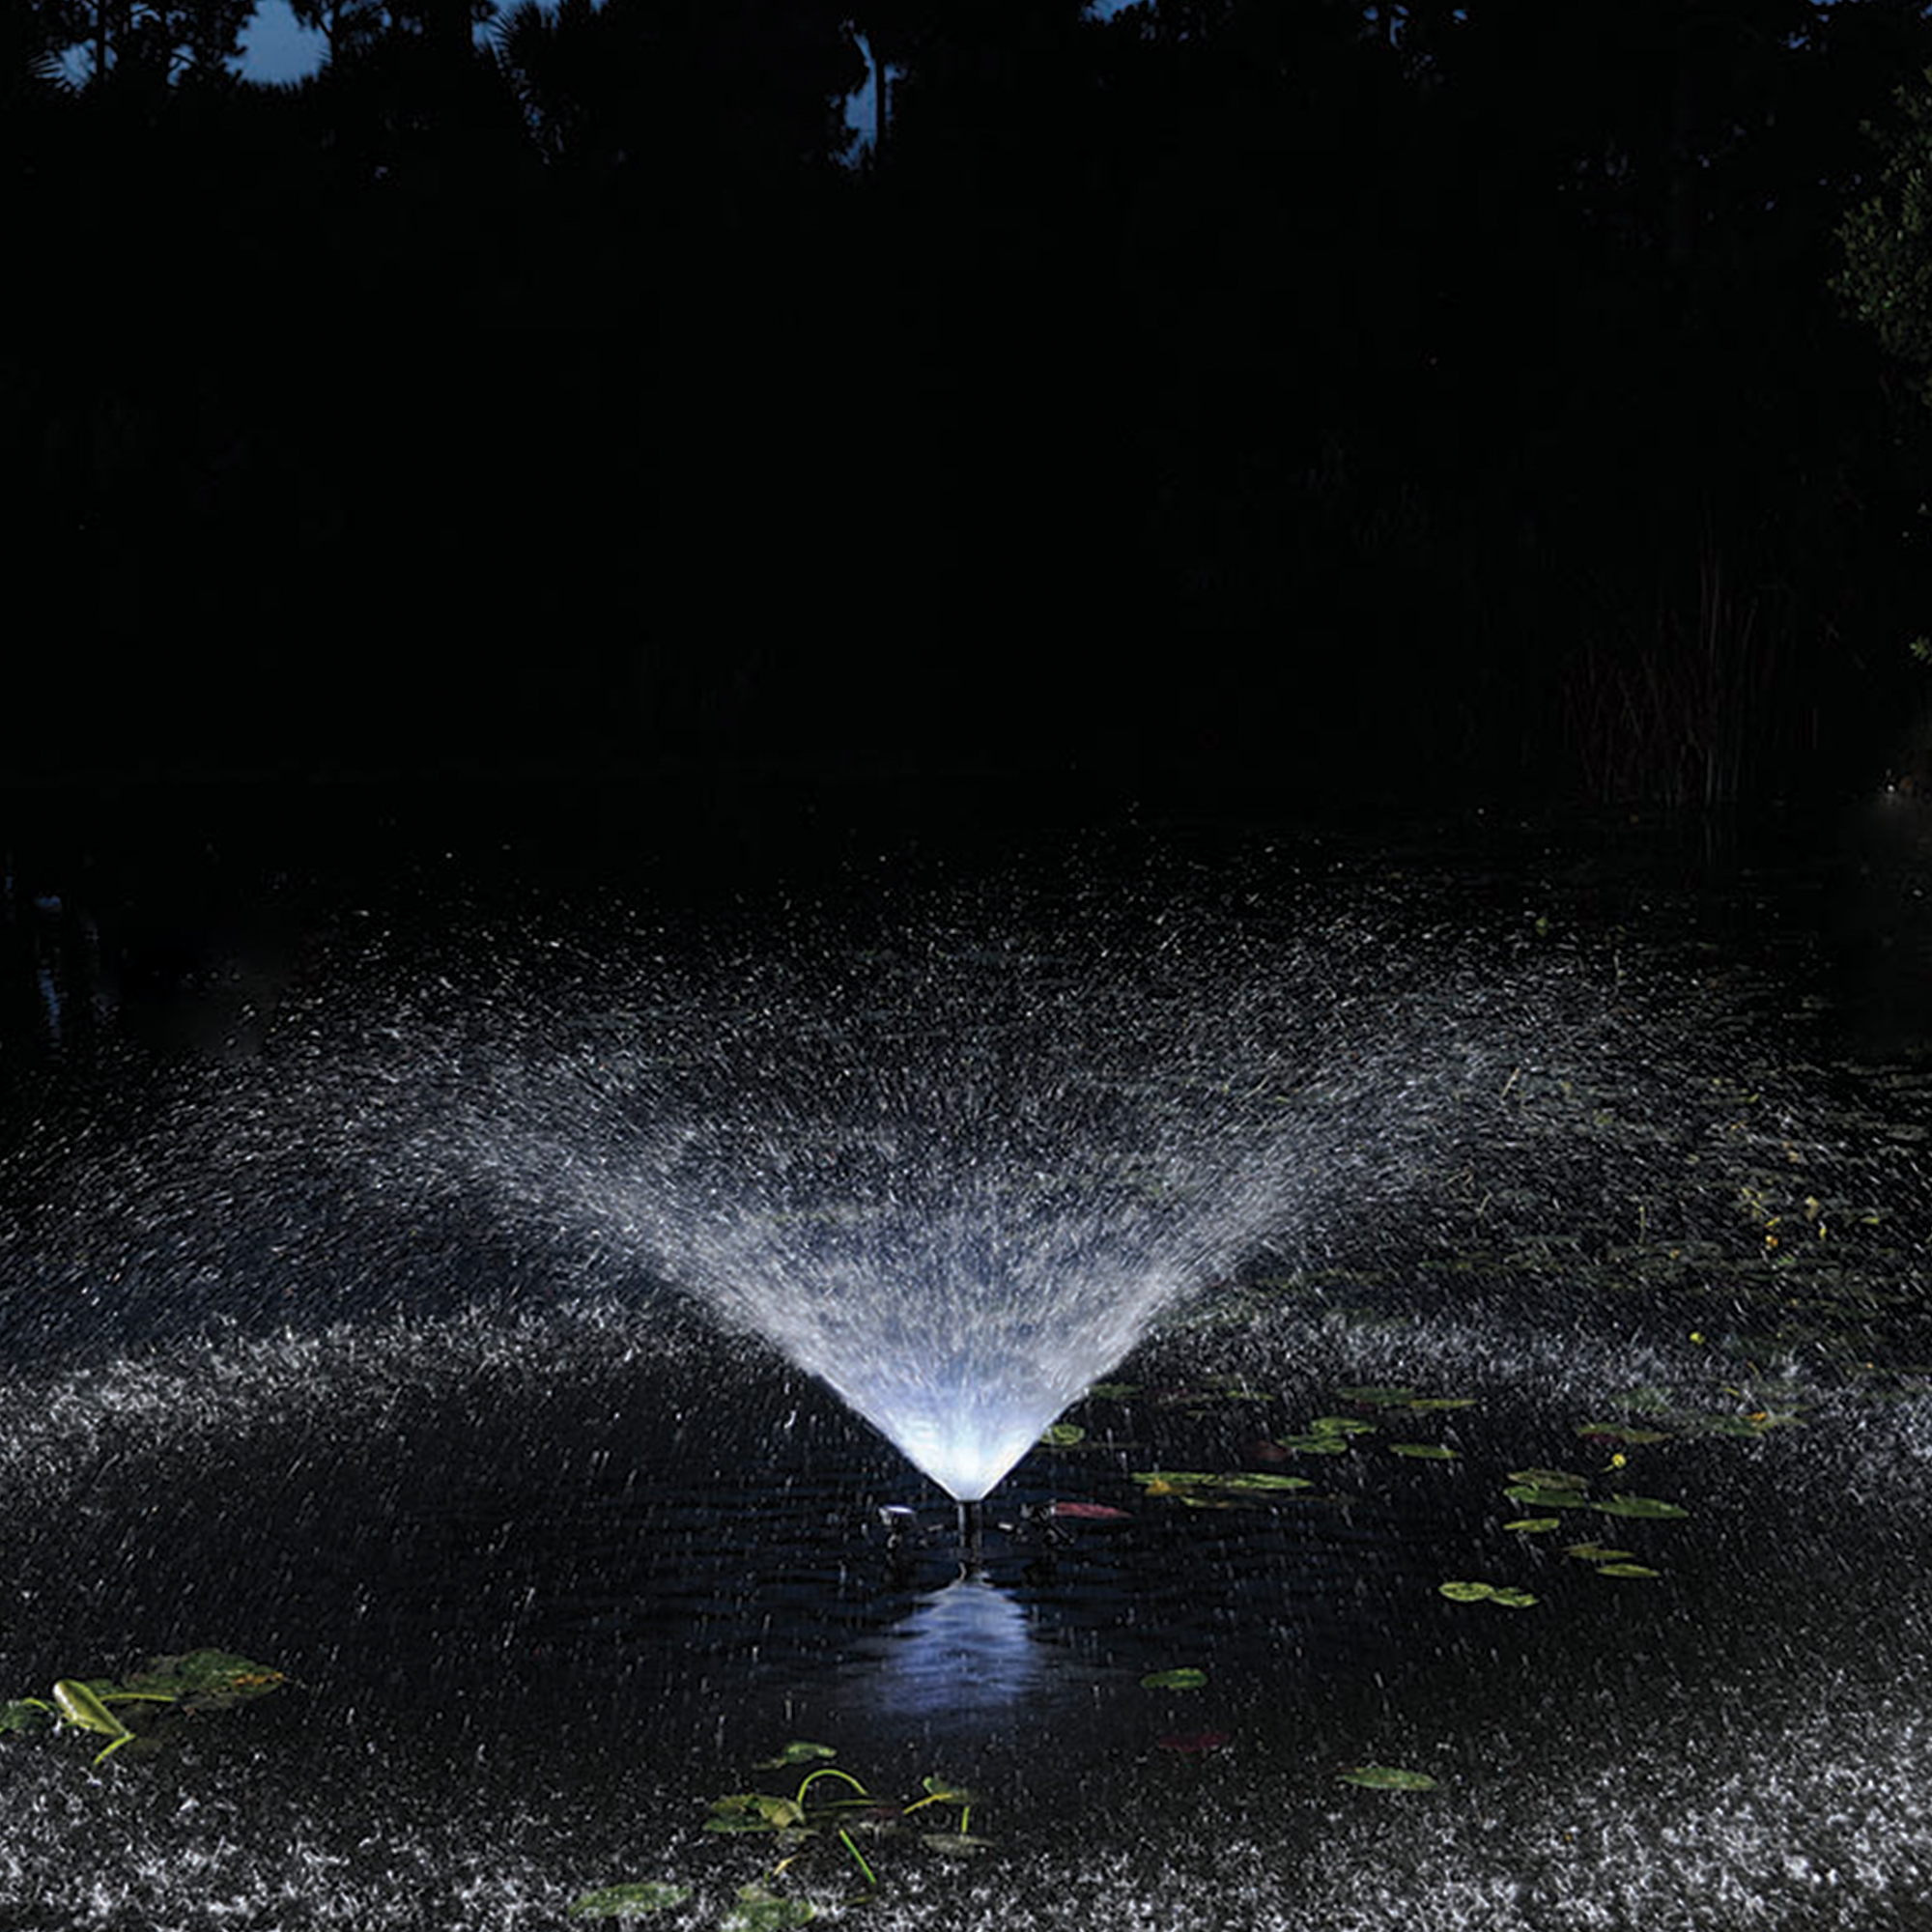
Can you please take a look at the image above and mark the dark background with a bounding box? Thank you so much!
[12,0,1932,817]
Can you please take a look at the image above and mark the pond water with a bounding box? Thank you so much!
[2,792,1931,1929]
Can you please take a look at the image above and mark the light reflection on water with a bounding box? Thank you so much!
[3,817,1932,1925]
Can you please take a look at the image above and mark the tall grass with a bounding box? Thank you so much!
[1563,544,1802,808]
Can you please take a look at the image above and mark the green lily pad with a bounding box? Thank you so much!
[1506,1468,1589,1491]
[1087,1383,1139,1400]
[753,1742,838,1770]
[1389,1443,1458,1460]
[1209,1472,1315,1492]
[569,1881,694,1918]
[1575,1423,1672,1443]
[1407,1397,1478,1411]
[706,1794,808,1833]
[1593,1494,1690,1520]
[919,1833,996,1857]
[1039,1423,1087,1447]
[1309,1415,1378,1435]
[722,1886,815,1932]
[1275,1433,1352,1454]
[1337,1764,1438,1790]
[1596,1562,1662,1578]
[0,1700,53,1737]
[1439,1581,1537,1607]
[1504,1517,1561,1533]
[1563,1543,1634,1562]
[919,1776,977,1805]
[118,1652,285,1709]
[1141,1668,1208,1690]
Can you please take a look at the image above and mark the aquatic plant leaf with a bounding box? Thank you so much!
[1208,1472,1314,1492]
[1575,1423,1672,1444]
[1155,1729,1232,1754]
[1503,1486,1590,1510]
[920,1776,978,1804]
[568,1881,694,1918]
[753,1742,838,1770]
[1596,1562,1662,1578]
[1407,1397,1478,1411]
[1506,1468,1589,1491]
[919,1833,995,1856]
[1275,1433,1352,1454]
[0,1700,53,1737]
[1390,1443,1458,1460]
[1130,1471,1220,1488]
[1564,1543,1634,1562]
[1048,1501,1131,1520]
[1439,1581,1536,1606]
[722,1885,815,1931]
[120,1652,285,1709]
[1141,1668,1208,1690]
[1504,1517,1561,1533]
[1039,1423,1086,1447]
[1594,1494,1689,1520]
[1309,1416,1378,1435]
[706,1794,808,1833]
[1086,1383,1139,1400]
[1337,1765,1437,1791]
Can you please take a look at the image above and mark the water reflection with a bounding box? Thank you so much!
[846,1575,1044,1724]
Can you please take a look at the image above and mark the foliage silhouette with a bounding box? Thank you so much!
[11,0,1932,800]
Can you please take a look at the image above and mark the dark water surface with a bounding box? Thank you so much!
[2,785,1931,1928]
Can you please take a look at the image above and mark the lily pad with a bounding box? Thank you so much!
[118,1652,285,1709]
[1593,1494,1690,1520]
[918,1833,996,1856]
[1309,1415,1378,1435]
[1506,1467,1589,1491]
[1438,1581,1537,1607]
[1209,1472,1314,1492]
[1563,1543,1634,1562]
[1575,1423,1672,1444]
[1141,1668,1208,1691]
[568,1882,694,1918]
[722,1886,815,1932]
[753,1742,838,1770]
[1156,1729,1232,1754]
[1086,1383,1139,1400]
[1389,1443,1458,1460]
[1049,1501,1131,1520]
[706,1794,808,1833]
[1596,1562,1662,1578]
[1504,1517,1561,1533]
[1407,1397,1478,1411]
[1275,1433,1352,1455]
[1337,1764,1438,1791]
[1038,1423,1087,1447]
[919,1776,977,1805]
[0,1701,53,1738]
